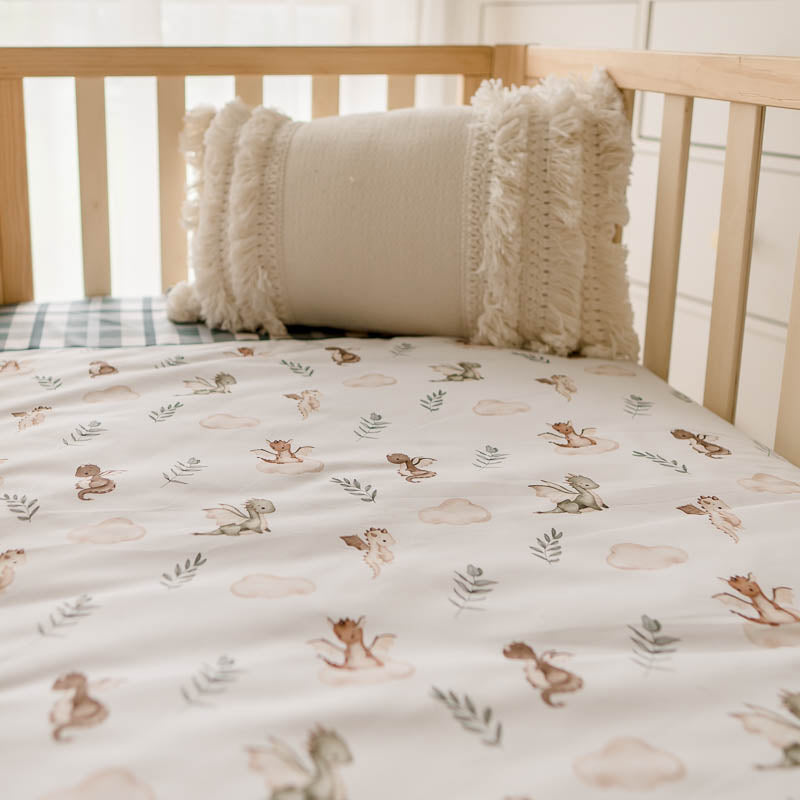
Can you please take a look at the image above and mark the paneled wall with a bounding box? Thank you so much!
[445,0,798,447]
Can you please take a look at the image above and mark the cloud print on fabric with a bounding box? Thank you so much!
[82,385,139,404]
[419,498,491,525]
[67,518,146,544]
[574,737,686,790]
[343,374,397,388]
[607,543,688,570]
[41,768,155,800]
[200,413,260,429]
[231,574,315,599]
[738,473,800,494]
[473,399,530,416]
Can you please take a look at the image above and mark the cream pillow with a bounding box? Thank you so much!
[168,71,638,360]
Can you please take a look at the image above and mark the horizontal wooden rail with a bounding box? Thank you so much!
[526,48,800,110]
[0,46,493,78]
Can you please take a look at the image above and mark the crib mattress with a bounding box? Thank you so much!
[2,334,799,799]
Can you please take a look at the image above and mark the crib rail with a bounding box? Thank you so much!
[1,45,800,462]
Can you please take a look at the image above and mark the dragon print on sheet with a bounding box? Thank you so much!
[341,528,395,578]
[49,672,110,742]
[429,362,483,381]
[247,726,353,800]
[284,390,322,419]
[308,616,414,685]
[88,360,118,378]
[251,438,324,475]
[538,421,619,455]
[326,346,360,365]
[74,464,124,500]
[12,405,51,431]
[180,372,237,395]
[536,374,577,401]
[671,428,731,458]
[529,474,608,514]
[192,499,276,536]
[677,496,743,542]
[0,548,26,592]
[386,453,437,483]
[731,689,800,770]
[503,642,584,708]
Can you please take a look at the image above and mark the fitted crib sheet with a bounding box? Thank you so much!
[2,334,800,799]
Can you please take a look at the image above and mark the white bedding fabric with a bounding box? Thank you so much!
[2,337,799,799]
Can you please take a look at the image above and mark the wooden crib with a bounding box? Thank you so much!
[1,44,799,462]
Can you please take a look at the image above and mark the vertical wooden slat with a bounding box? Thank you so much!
[492,44,526,87]
[311,75,339,119]
[459,74,486,105]
[157,76,187,292]
[643,94,694,379]
[75,77,111,297]
[387,75,415,110]
[0,78,33,304]
[703,102,765,422]
[776,239,800,465]
[235,75,262,107]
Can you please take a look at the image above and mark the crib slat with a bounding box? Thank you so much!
[235,75,262,107]
[157,76,187,292]
[460,74,485,105]
[387,75,415,110]
[311,75,339,119]
[643,94,694,380]
[776,239,800,462]
[75,78,111,297]
[0,78,33,304]
[492,45,526,87]
[703,102,765,422]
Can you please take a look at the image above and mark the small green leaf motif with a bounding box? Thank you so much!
[280,360,314,377]
[629,614,680,675]
[331,476,377,503]
[149,402,183,423]
[450,564,498,616]
[37,594,98,636]
[154,355,186,369]
[181,654,242,706]
[62,420,107,446]
[431,686,503,746]
[632,451,688,474]
[420,389,446,413]
[473,444,508,469]
[624,394,654,418]
[529,527,564,565]
[161,553,208,588]
[354,411,391,440]
[161,457,206,487]
[2,492,40,522]
[390,342,414,357]
[512,351,550,364]
[34,375,62,391]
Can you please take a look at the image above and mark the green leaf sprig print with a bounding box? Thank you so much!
[512,350,550,364]
[331,477,377,502]
[181,655,241,706]
[37,594,99,636]
[473,445,508,469]
[34,375,62,391]
[629,614,680,675]
[154,355,186,368]
[161,553,208,588]
[280,359,314,377]
[2,493,39,522]
[354,412,391,441]
[161,457,206,487]
[420,389,446,413]
[449,564,497,615]
[390,342,414,357]
[431,687,503,746]
[670,388,693,403]
[62,420,107,446]
[149,402,183,423]
[632,451,688,474]
[624,394,654,418]
[530,528,564,564]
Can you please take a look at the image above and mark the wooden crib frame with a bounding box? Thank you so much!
[1,44,799,461]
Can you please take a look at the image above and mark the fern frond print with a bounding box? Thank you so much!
[354,412,391,441]
[629,614,680,675]
[449,564,497,615]
[181,655,241,705]
[62,420,107,446]
[280,360,314,377]
[431,687,503,746]
[512,351,550,364]
[149,402,183,423]
[154,355,186,368]
[331,477,377,502]
[2,493,39,522]
[473,445,508,469]
[37,594,99,636]
[632,451,688,474]
[420,390,446,413]
[161,553,208,588]
[530,528,564,564]
[390,342,414,357]
[623,394,654,418]
[161,457,206,486]
[34,375,62,391]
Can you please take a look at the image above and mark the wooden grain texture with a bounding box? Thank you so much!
[75,77,111,297]
[0,77,33,304]
[459,74,486,105]
[311,75,339,119]
[703,102,765,422]
[386,75,415,110]
[235,75,262,107]
[643,94,694,380]
[526,48,800,110]
[0,46,493,78]
[492,44,526,87]
[157,76,187,291]
[776,239,800,465]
